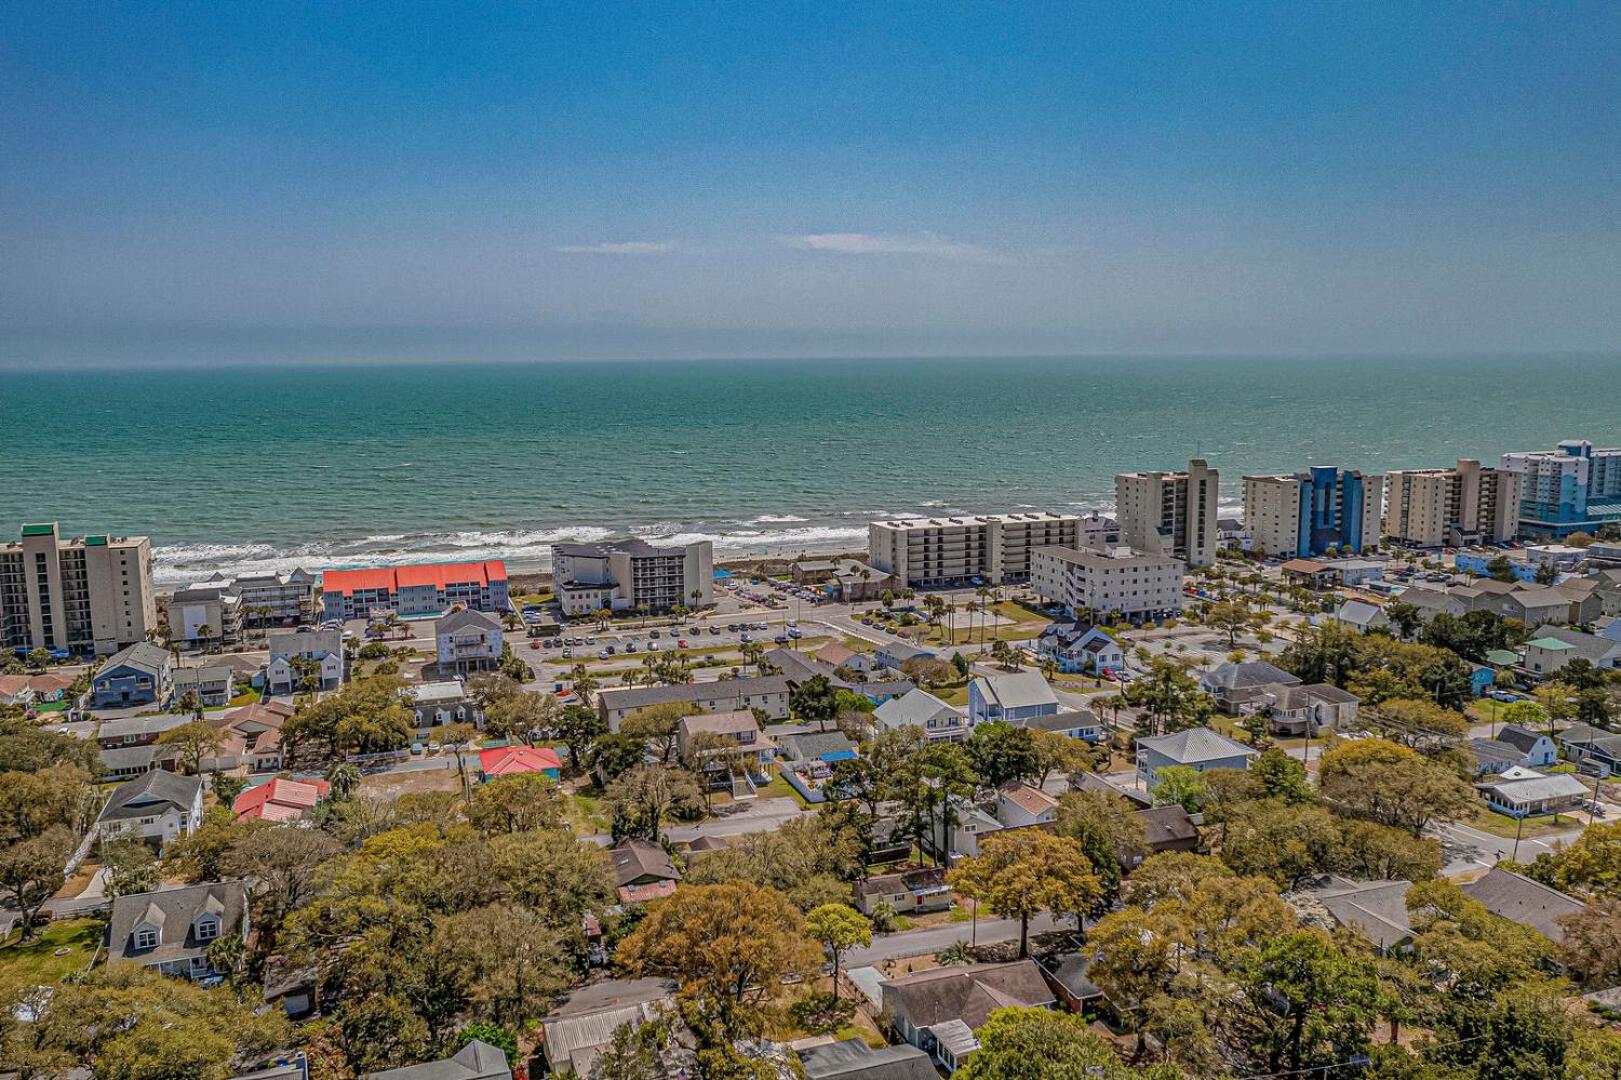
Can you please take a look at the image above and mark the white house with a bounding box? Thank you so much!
[968,671,1059,725]
[107,881,249,980]
[1036,622,1124,675]
[95,770,204,848]
[873,689,970,743]
[995,783,1059,828]
[265,629,344,695]
[434,608,505,673]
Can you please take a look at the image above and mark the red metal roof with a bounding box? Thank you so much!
[478,745,562,777]
[233,777,330,822]
[321,560,507,596]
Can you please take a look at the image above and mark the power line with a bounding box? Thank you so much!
[1231,1033,1488,1079]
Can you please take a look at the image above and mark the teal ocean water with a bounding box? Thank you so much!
[3,355,1618,584]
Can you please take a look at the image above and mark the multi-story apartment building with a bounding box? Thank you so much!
[867,512,1080,588]
[1500,439,1621,539]
[320,560,509,621]
[232,569,317,625]
[550,539,714,616]
[1384,459,1523,548]
[1029,545,1185,620]
[165,570,317,645]
[0,523,156,657]
[1242,467,1383,558]
[1114,459,1219,567]
[1077,513,1121,549]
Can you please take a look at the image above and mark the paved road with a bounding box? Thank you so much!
[845,912,1069,966]
[1431,817,1587,875]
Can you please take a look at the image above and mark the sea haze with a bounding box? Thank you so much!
[3,354,1617,584]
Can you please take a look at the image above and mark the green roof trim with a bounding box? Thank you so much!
[1527,637,1573,650]
[20,523,55,537]
[83,535,108,546]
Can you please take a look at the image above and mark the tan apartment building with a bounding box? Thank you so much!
[1114,458,1219,567]
[1384,459,1522,548]
[1,523,157,657]
[867,511,1080,588]
[1029,545,1186,620]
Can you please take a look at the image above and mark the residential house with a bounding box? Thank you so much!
[872,689,970,743]
[791,558,901,602]
[1460,866,1586,944]
[676,710,776,777]
[868,815,916,865]
[1558,723,1621,774]
[611,839,680,904]
[855,867,952,918]
[107,881,249,980]
[1521,627,1621,677]
[776,730,858,770]
[1476,766,1589,818]
[98,743,181,780]
[1217,517,1250,551]
[322,560,511,622]
[265,630,344,695]
[367,1041,512,1080]
[596,675,792,731]
[1073,771,1153,809]
[1293,876,1415,954]
[172,664,235,708]
[91,642,173,708]
[1038,953,1105,1014]
[1010,707,1103,743]
[994,783,1059,829]
[1334,599,1390,633]
[477,745,561,782]
[931,798,1004,861]
[798,1039,937,1080]
[968,670,1058,725]
[881,960,1057,1072]
[210,699,295,773]
[539,978,681,1078]
[1036,621,1123,675]
[1136,728,1260,789]
[408,679,481,736]
[433,608,504,673]
[234,777,330,823]
[1598,569,1621,616]
[26,672,75,703]
[97,712,190,778]
[1469,724,1560,776]
[874,642,939,672]
[95,770,204,847]
[0,676,36,708]
[1553,577,1604,624]
[1229,682,1360,736]
[1198,661,1300,714]
[768,648,913,704]
[1131,804,1201,862]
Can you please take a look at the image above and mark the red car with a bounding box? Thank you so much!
[677,639,689,648]
[529,641,541,650]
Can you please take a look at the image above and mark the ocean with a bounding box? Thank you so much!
[3,354,1617,585]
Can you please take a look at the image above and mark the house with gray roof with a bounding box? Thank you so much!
[1558,723,1621,773]
[434,608,504,673]
[967,670,1058,725]
[1292,876,1415,954]
[799,1038,937,1080]
[1334,599,1390,633]
[91,641,172,708]
[1136,727,1259,789]
[96,769,204,847]
[1009,707,1103,742]
[368,1040,511,1080]
[1198,660,1300,714]
[872,688,968,743]
[539,978,681,1078]
[172,663,236,707]
[1228,682,1360,736]
[108,881,248,980]
[1522,627,1621,677]
[1461,867,1586,944]
[596,675,792,731]
[767,648,913,703]
[881,960,1056,1073]
[1475,765,1590,818]
[266,629,344,694]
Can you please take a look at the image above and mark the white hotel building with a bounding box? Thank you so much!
[1030,546,1186,621]
[867,512,1081,588]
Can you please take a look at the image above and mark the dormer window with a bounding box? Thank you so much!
[134,926,159,949]
[194,916,219,942]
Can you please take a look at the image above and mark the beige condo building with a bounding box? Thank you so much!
[0,523,157,656]
[1114,458,1219,567]
[1385,460,1523,548]
[867,511,1080,587]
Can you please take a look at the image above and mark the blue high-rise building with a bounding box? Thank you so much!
[1499,440,1621,539]
[1243,467,1384,559]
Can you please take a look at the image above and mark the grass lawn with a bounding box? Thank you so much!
[568,791,611,834]
[226,686,262,706]
[0,918,102,984]
[935,684,969,706]
[32,699,70,713]
[753,775,810,807]
[1468,806,1582,839]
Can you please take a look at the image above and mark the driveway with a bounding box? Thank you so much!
[844,911,1068,966]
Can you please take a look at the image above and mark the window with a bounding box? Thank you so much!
[194,917,219,942]
[135,927,158,949]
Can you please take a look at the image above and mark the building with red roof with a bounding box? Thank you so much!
[478,744,562,782]
[233,777,331,823]
[320,560,509,621]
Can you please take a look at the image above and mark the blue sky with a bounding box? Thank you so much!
[2,2,1618,363]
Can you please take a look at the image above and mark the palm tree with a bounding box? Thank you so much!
[325,761,361,800]
[569,663,598,707]
[196,624,212,653]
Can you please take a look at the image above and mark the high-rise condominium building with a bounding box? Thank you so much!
[1242,467,1383,558]
[551,539,715,616]
[0,523,157,657]
[1499,440,1621,539]
[1384,460,1523,548]
[867,512,1080,588]
[1114,458,1219,567]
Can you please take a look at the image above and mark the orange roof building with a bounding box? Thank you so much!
[233,777,331,823]
[478,745,562,781]
[320,560,509,620]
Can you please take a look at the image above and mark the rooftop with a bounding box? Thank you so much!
[322,560,507,596]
